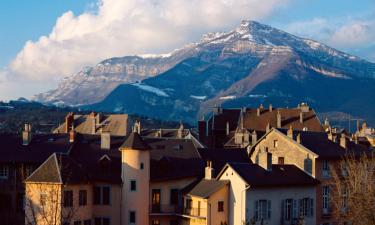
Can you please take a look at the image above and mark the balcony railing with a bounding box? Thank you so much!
[149,204,182,215]
[183,207,207,218]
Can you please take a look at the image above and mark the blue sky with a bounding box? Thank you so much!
[0,0,374,100]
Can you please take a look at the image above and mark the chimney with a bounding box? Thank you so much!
[133,121,141,134]
[198,118,206,142]
[324,118,330,126]
[177,122,184,138]
[266,123,270,133]
[69,129,75,143]
[96,113,101,127]
[226,122,230,135]
[64,112,74,133]
[269,104,273,112]
[156,128,163,138]
[299,112,304,124]
[277,110,281,128]
[22,123,32,146]
[252,130,257,145]
[296,133,301,143]
[257,108,261,116]
[243,130,250,144]
[300,102,310,112]
[340,133,347,149]
[259,149,272,172]
[101,131,111,149]
[89,112,96,134]
[205,161,215,179]
[234,130,244,145]
[287,125,293,138]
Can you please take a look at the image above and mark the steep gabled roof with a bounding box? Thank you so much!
[219,163,319,187]
[26,153,62,183]
[187,179,229,198]
[119,132,150,150]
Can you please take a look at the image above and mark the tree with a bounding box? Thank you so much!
[331,153,375,225]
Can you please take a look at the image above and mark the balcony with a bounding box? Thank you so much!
[182,207,207,218]
[149,204,182,215]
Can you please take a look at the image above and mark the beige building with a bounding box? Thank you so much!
[248,127,369,225]
[217,162,318,225]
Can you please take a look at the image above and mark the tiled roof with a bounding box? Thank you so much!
[54,114,128,136]
[225,163,319,187]
[198,148,250,173]
[120,132,150,150]
[209,109,242,131]
[187,179,229,198]
[277,129,370,159]
[0,133,72,163]
[243,108,323,132]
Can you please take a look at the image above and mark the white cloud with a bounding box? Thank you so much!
[7,0,288,85]
[284,16,375,50]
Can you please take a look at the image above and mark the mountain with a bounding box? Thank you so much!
[34,45,199,105]
[40,20,375,125]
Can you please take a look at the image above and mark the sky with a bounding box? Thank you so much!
[0,0,374,100]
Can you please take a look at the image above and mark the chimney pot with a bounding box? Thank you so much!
[296,133,301,143]
[269,104,273,112]
[22,123,32,146]
[257,108,260,116]
[252,130,257,145]
[340,133,347,149]
[69,129,75,143]
[205,161,215,179]
[300,112,304,123]
[287,125,293,138]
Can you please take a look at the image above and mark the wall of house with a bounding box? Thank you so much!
[208,184,229,225]
[182,195,207,225]
[218,166,247,225]
[121,148,150,225]
[25,183,63,225]
[92,183,122,225]
[246,186,316,225]
[250,131,318,177]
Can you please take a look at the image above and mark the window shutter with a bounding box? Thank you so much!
[292,199,297,219]
[298,199,302,217]
[310,198,314,217]
[254,200,258,221]
[281,200,285,220]
[267,200,271,219]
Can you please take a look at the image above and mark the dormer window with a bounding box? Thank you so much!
[99,155,111,172]
[0,165,9,179]
[140,163,144,170]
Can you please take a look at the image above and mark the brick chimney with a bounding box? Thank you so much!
[205,161,215,179]
[101,131,111,149]
[269,104,273,112]
[64,112,74,133]
[287,125,293,138]
[252,130,257,145]
[177,122,184,138]
[69,129,75,143]
[22,123,32,146]
[299,112,304,123]
[277,110,281,128]
[340,133,347,149]
[296,133,301,144]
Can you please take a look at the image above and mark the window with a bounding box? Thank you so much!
[140,163,144,170]
[94,218,110,225]
[170,189,179,205]
[322,160,330,177]
[254,200,271,221]
[273,140,278,148]
[84,220,91,225]
[74,221,82,225]
[218,201,224,212]
[283,199,292,220]
[198,201,201,216]
[299,198,314,217]
[64,190,73,207]
[93,186,111,205]
[0,193,11,210]
[342,186,348,212]
[130,180,136,192]
[79,190,87,206]
[186,199,192,209]
[40,193,47,206]
[129,211,136,224]
[0,164,9,179]
[322,186,330,214]
[152,220,160,225]
[102,187,110,205]
[278,157,284,165]
[304,157,313,174]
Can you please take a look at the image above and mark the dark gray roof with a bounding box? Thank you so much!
[223,163,319,187]
[120,132,150,150]
[26,154,62,183]
[187,179,229,198]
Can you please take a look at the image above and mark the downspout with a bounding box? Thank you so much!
[241,184,251,224]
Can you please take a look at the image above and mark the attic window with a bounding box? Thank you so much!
[273,140,278,148]
[173,144,183,150]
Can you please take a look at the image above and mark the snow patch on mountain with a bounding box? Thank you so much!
[308,65,350,79]
[131,83,169,97]
[190,95,207,100]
